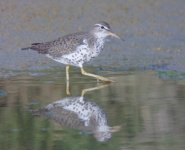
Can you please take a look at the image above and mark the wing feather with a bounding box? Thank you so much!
[22,32,88,56]
[48,32,87,58]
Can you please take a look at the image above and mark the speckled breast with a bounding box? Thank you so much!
[59,39,104,67]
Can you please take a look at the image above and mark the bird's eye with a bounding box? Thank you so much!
[101,26,105,29]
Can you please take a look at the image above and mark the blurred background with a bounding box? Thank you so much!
[0,0,185,73]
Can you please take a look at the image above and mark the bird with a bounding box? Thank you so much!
[32,96,121,142]
[21,21,120,83]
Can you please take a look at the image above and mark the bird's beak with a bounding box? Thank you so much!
[108,31,120,39]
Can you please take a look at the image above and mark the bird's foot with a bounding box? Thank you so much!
[96,77,115,83]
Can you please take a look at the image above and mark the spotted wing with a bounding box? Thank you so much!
[47,32,88,58]
[21,32,88,56]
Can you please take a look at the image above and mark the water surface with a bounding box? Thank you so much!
[0,70,184,150]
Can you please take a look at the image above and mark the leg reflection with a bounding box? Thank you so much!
[81,83,109,97]
[65,78,110,96]
[66,79,70,95]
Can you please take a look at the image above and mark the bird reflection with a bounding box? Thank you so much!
[32,84,120,142]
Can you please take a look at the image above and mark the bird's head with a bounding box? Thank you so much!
[91,21,120,39]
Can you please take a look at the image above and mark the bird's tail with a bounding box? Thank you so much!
[21,43,41,50]
[21,43,49,54]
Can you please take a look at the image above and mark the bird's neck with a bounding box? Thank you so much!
[87,33,105,48]
[94,38,105,50]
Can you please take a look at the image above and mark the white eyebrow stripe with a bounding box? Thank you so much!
[94,24,102,26]
[94,24,110,30]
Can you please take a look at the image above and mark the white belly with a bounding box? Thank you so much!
[47,44,102,67]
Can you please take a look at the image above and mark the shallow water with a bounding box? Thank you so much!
[0,70,185,150]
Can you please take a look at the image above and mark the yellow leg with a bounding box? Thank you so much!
[66,65,70,95]
[66,65,70,81]
[80,67,114,83]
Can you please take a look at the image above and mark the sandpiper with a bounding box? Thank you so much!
[22,21,120,82]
